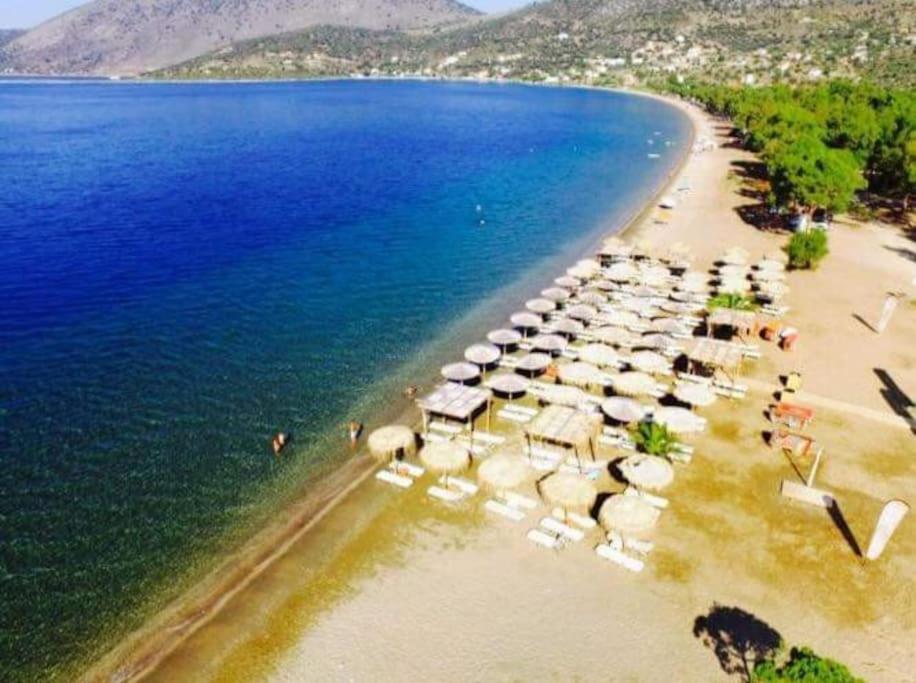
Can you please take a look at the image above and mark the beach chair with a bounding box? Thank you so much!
[390,461,425,478]
[527,528,564,550]
[624,486,669,509]
[429,421,462,435]
[441,476,479,496]
[428,485,464,503]
[595,544,644,572]
[540,517,586,542]
[375,470,413,488]
[504,491,538,510]
[485,499,525,522]
[552,508,597,529]
[498,409,531,423]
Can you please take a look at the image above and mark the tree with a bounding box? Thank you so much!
[752,646,863,683]
[632,421,676,459]
[708,292,757,311]
[785,230,829,270]
[766,134,865,212]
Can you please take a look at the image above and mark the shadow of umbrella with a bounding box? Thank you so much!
[693,604,782,681]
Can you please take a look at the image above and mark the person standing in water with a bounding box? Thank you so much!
[272,432,288,457]
[348,421,363,446]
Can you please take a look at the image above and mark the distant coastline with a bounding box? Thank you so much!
[77,83,695,683]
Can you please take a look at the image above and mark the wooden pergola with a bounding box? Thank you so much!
[417,382,492,436]
[524,404,601,467]
[688,338,746,382]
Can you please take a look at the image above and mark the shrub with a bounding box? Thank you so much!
[708,292,757,310]
[785,230,829,269]
[632,421,676,458]
[752,646,863,683]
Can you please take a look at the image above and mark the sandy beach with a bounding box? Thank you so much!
[89,94,915,683]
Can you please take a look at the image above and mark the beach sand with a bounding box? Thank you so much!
[96,97,915,683]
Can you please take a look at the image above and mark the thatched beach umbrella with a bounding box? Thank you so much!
[607,262,638,282]
[515,352,552,375]
[599,237,632,258]
[718,264,750,279]
[660,301,700,316]
[671,290,706,304]
[592,278,617,292]
[541,287,572,303]
[578,343,620,368]
[757,257,786,272]
[611,371,657,397]
[629,350,671,375]
[537,383,590,408]
[485,373,530,398]
[539,472,598,519]
[652,406,705,433]
[751,268,785,282]
[441,362,480,383]
[576,291,608,307]
[637,333,679,352]
[530,333,568,354]
[717,278,751,294]
[487,328,522,348]
[566,303,598,322]
[677,279,709,294]
[599,494,660,535]
[510,311,542,331]
[592,326,635,347]
[650,318,693,336]
[526,298,556,315]
[557,361,607,389]
[601,396,647,424]
[602,309,640,329]
[567,260,600,280]
[619,454,675,491]
[419,441,470,489]
[639,265,669,287]
[555,275,581,289]
[478,453,530,494]
[673,382,718,408]
[721,246,750,265]
[551,317,585,338]
[464,343,501,367]
[368,425,416,463]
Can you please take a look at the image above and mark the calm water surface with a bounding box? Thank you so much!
[0,80,688,679]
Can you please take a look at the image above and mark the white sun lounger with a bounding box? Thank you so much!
[595,544,644,572]
[530,458,559,472]
[552,508,597,529]
[504,491,538,510]
[429,421,462,435]
[608,530,654,555]
[504,404,538,416]
[428,485,464,503]
[540,517,585,542]
[527,528,563,550]
[375,470,413,489]
[472,431,506,445]
[486,499,526,522]
[425,432,448,444]
[625,486,669,509]
[441,476,479,496]
[498,409,531,424]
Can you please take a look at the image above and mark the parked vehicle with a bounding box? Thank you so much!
[787,212,809,232]
[811,208,832,231]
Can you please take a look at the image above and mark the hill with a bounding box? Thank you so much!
[0,29,25,49]
[0,0,480,76]
[156,0,916,87]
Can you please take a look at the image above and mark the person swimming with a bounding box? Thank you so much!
[272,432,288,456]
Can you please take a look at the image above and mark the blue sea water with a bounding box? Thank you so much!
[0,79,689,679]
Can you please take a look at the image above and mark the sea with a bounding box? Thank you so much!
[0,78,689,680]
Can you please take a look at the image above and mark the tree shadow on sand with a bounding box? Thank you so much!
[693,604,783,681]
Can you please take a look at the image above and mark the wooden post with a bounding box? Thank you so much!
[806,448,823,488]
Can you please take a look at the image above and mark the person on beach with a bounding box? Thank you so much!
[404,384,418,399]
[348,421,363,446]
[272,432,288,456]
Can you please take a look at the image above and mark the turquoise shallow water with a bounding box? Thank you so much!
[0,79,689,680]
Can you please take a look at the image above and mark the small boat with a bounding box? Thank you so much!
[647,153,660,159]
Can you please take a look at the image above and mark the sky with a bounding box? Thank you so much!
[0,0,526,28]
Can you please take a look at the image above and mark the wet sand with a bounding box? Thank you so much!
[91,96,915,682]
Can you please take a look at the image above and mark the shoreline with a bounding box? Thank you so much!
[78,87,697,682]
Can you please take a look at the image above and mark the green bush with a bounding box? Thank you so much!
[786,230,829,270]
[632,421,676,459]
[708,292,757,310]
[752,646,863,683]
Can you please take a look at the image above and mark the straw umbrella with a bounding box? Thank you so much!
[607,262,638,282]
[599,494,660,535]
[464,343,501,368]
[487,328,522,348]
[539,472,597,521]
[638,333,679,352]
[629,350,671,375]
[718,264,750,279]
[485,373,530,398]
[611,371,657,397]
[510,312,542,332]
[541,287,571,303]
[557,361,607,389]
[554,275,581,289]
[576,291,607,307]
[567,263,597,280]
[652,406,705,433]
[566,303,598,322]
[619,454,674,490]
[526,298,556,315]
[551,317,585,338]
[757,258,785,272]
[673,382,718,408]
[515,352,552,375]
[721,247,750,266]
[419,441,470,490]
[677,279,708,294]
[578,343,620,368]
[537,384,590,408]
[478,453,529,497]
[530,333,568,355]
[650,318,693,336]
[601,397,647,424]
[602,309,640,329]
[600,237,632,258]
[368,425,416,463]
[751,269,785,282]
[671,290,706,304]
[592,278,617,292]
[717,278,751,294]
[592,326,634,347]
[441,362,480,384]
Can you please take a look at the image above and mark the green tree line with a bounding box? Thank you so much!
[662,78,916,212]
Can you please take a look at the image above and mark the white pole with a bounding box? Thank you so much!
[875,294,899,334]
